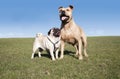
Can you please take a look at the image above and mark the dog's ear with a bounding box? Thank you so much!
[69,5,74,10]
[48,29,51,35]
[58,6,63,10]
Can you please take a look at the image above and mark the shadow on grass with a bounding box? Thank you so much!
[60,50,78,59]
[33,50,89,61]
[34,53,51,59]
[33,50,76,59]
[63,50,89,61]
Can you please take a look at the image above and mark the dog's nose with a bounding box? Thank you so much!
[62,11,65,14]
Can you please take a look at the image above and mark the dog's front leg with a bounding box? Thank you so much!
[78,40,83,60]
[38,51,41,58]
[55,49,59,59]
[60,40,65,59]
[50,49,55,61]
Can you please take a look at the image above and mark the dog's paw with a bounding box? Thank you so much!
[85,54,89,57]
[83,52,88,57]
[56,57,59,59]
[31,57,34,59]
[51,58,56,61]
[78,56,83,60]
[59,56,64,59]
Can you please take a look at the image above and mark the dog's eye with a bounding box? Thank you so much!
[59,10,62,13]
[66,9,70,11]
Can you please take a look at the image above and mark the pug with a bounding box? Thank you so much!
[31,28,61,61]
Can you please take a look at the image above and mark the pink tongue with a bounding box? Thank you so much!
[61,16,67,20]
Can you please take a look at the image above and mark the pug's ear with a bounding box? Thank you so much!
[69,5,74,10]
[48,29,51,35]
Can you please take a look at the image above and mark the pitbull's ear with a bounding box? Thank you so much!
[48,29,51,35]
[58,6,63,10]
[69,5,73,10]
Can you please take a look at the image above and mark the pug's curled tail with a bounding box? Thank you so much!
[36,33,43,37]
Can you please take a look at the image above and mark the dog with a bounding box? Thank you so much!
[58,5,88,60]
[31,28,61,61]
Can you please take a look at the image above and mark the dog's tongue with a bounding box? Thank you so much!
[61,16,67,20]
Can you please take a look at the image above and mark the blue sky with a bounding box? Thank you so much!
[0,0,120,38]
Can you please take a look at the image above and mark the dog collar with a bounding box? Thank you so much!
[47,36,60,51]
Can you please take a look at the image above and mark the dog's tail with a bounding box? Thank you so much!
[36,33,42,37]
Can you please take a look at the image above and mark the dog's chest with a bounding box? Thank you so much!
[61,28,77,45]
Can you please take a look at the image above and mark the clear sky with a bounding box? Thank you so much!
[0,0,120,38]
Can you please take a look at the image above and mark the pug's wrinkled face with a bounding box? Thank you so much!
[48,28,61,37]
[59,5,73,22]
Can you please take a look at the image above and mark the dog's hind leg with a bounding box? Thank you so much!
[81,36,88,57]
[74,45,79,56]
[38,48,43,58]
[31,53,35,59]
[31,44,39,59]
[83,44,88,57]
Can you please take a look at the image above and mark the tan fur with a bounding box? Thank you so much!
[59,5,88,60]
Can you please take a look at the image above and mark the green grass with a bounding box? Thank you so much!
[0,36,120,79]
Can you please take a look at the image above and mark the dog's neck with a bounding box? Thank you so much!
[61,18,74,29]
[48,35,60,43]
[49,34,56,40]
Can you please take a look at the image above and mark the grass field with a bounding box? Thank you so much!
[0,36,120,79]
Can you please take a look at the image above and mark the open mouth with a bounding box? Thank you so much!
[60,15,69,21]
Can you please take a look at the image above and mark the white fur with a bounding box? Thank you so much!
[31,33,60,61]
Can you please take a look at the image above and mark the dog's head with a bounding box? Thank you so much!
[48,28,61,37]
[58,5,73,22]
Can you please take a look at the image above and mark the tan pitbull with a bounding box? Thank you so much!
[59,5,88,60]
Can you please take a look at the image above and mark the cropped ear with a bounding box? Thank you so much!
[48,29,51,35]
[58,6,63,10]
[69,5,74,10]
